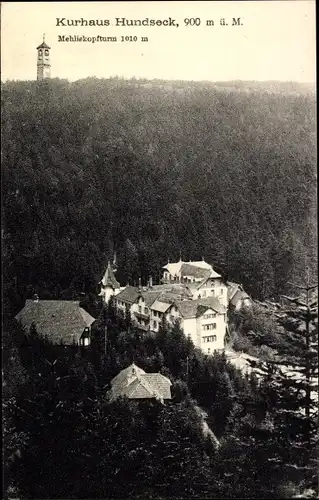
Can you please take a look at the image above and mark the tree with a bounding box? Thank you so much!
[244,274,318,496]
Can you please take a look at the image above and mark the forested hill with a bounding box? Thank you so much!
[2,78,317,313]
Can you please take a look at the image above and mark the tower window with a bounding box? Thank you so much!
[38,49,43,55]
[45,49,49,56]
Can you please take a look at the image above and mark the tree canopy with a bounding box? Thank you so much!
[2,78,317,316]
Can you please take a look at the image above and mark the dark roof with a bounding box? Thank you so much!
[100,262,120,289]
[227,282,242,301]
[110,364,171,401]
[115,286,140,304]
[118,284,192,308]
[174,300,199,319]
[192,272,222,290]
[198,296,227,314]
[180,263,211,279]
[230,289,251,307]
[161,289,191,302]
[15,300,95,345]
[36,42,51,49]
[175,297,226,319]
[139,290,162,307]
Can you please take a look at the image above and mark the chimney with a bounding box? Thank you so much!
[149,276,153,288]
[33,293,39,303]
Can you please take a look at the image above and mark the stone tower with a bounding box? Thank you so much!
[36,34,51,80]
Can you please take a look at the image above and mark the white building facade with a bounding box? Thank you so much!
[111,258,250,355]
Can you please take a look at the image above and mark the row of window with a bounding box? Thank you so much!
[203,323,216,331]
[203,313,216,319]
[153,310,163,318]
[164,274,199,283]
[203,335,217,343]
[117,300,127,307]
[138,305,149,314]
[200,288,224,298]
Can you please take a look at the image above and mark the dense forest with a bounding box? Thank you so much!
[2,77,317,317]
[3,295,318,499]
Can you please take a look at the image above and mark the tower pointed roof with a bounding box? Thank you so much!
[100,261,120,289]
[37,34,51,50]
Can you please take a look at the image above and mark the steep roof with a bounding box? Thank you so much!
[174,300,199,319]
[162,259,213,276]
[162,261,183,276]
[115,285,140,304]
[161,287,192,301]
[174,296,226,319]
[110,363,145,389]
[227,282,242,301]
[15,300,95,345]
[100,261,120,289]
[198,296,227,314]
[180,263,211,279]
[36,41,51,49]
[139,290,162,307]
[230,289,251,307]
[151,283,192,295]
[110,364,171,401]
[187,260,213,270]
[141,373,172,399]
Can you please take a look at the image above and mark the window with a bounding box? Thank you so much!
[208,348,211,354]
[204,313,216,319]
[153,310,157,317]
[153,320,157,329]
[145,307,149,314]
[203,323,216,331]
[211,290,215,297]
[138,306,142,313]
[38,49,42,55]
[220,288,224,295]
[203,335,217,343]
[170,315,174,322]
[45,49,49,56]
[84,338,89,346]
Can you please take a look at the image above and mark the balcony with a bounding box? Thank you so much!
[134,311,150,321]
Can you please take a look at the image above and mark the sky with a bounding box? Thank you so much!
[1,1,316,83]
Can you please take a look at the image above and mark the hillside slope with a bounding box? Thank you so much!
[2,78,317,311]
